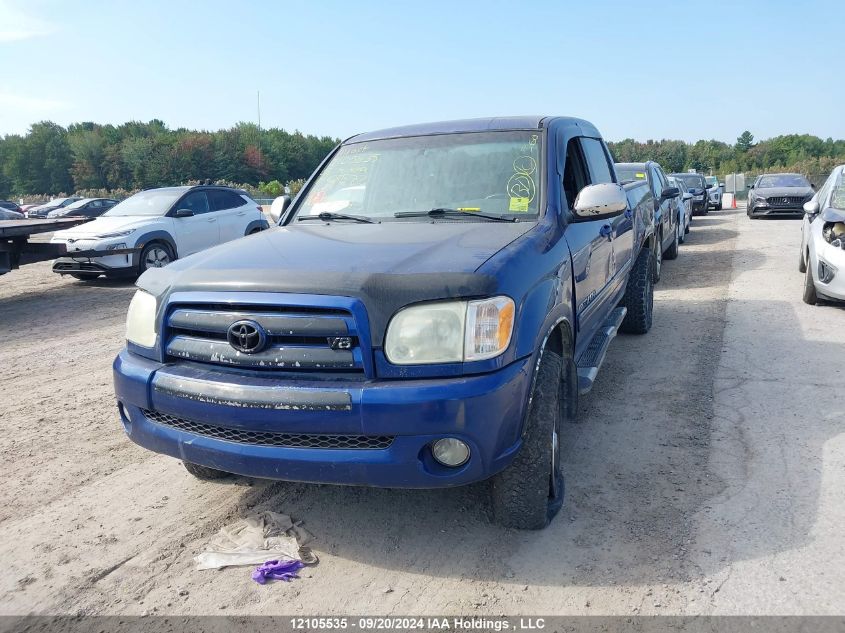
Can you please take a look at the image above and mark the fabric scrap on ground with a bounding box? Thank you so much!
[195,510,317,570]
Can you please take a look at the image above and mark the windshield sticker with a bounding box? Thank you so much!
[509,197,530,212]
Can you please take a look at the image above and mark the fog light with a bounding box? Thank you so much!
[431,438,470,467]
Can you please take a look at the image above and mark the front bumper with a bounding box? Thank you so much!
[113,349,534,488]
[748,204,804,217]
[51,237,139,276]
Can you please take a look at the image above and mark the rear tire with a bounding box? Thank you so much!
[620,247,654,335]
[491,349,565,530]
[798,247,807,273]
[802,263,818,305]
[183,461,231,480]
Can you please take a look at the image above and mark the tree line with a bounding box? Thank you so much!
[2,121,845,200]
[608,131,845,181]
[0,120,339,199]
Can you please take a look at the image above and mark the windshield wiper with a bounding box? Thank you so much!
[298,212,375,224]
[394,208,517,222]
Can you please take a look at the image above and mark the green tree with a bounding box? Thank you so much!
[736,131,754,152]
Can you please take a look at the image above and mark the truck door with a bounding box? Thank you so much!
[580,137,633,287]
[651,165,673,251]
[562,137,613,354]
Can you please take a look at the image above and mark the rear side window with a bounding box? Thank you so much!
[208,190,246,211]
[579,138,614,184]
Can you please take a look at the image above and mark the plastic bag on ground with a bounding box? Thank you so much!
[195,511,315,570]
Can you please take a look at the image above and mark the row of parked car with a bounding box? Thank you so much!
[0,196,120,220]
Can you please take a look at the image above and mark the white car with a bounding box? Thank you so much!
[51,185,268,280]
[705,176,723,210]
[799,164,845,304]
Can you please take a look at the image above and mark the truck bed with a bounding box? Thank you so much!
[0,217,90,238]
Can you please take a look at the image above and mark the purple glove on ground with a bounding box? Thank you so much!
[251,559,305,584]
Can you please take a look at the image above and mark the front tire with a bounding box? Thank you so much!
[798,247,807,273]
[803,263,818,305]
[139,242,175,273]
[491,349,565,530]
[183,461,231,480]
[664,224,679,260]
[620,247,654,334]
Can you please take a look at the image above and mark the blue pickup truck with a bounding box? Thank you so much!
[114,116,658,529]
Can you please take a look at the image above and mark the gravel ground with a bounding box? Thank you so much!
[1,203,843,616]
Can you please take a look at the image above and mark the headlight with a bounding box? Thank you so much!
[384,296,515,365]
[126,290,157,347]
[753,195,768,206]
[96,228,136,239]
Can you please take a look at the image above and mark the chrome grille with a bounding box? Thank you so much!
[766,196,806,207]
[165,303,363,372]
[142,409,393,449]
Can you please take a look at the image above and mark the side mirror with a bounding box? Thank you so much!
[803,200,820,215]
[683,192,693,201]
[661,187,680,200]
[573,183,628,219]
[174,208,194,218]
[749,184,754,189]
[810,183,816,189]
[719,182,725,188]
[269,195,292,224]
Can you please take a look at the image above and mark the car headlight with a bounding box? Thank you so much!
[126,290,157,347]
[96,228,136,239]
[384,296,515,365]
[753,196,768,206]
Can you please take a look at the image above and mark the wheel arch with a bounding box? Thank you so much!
[244,219,269,235]
[135,230,179,259]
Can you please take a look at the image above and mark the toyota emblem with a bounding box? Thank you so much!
[226,320,267,354]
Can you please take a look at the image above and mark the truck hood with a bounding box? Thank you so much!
[139,221,534,339]
[53,215,154,239]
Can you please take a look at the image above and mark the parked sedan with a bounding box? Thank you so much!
[0,208,25,220]
[47,198,119,218]
[668,176,693,243]
[798,165,845,304]
[0,200,22,214]
[748,173,815,218]
[26,197,82,218]
[670,173,709,215]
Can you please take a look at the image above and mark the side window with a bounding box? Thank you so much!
[208,190,246,211]
[579,138,614,184]
[228,192,247,208]
[562,138,589,209]
[816,172,834,207]
[179,191,210,214]
[649,167,662,198]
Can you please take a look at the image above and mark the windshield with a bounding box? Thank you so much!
[757,174,810,188]
[295,131,543,221]
[104,189,183,217]
[705,176,718,186]
[614,167,648,184]
[673,174,706,190]
[669,178,687,192]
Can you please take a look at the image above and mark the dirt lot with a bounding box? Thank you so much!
[1,204,843,616]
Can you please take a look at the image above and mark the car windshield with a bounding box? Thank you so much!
[614,167,648,184]
[758,174,810,188]
[673,174,706,190]
[104,190,183,216]
[294,131,543,220]
[706,176,718,186]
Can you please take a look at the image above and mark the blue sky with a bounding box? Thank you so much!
[1,0,843,143]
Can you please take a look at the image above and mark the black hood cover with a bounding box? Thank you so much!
[138,221,533,339]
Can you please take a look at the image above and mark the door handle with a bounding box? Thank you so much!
[236,211,246,216]
[207,218,217,222]
[599,224,613,239]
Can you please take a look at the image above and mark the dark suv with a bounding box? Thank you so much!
[670,173,709,215]
[748,173,815,218]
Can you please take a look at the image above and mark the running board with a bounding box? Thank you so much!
[575,306,627,395]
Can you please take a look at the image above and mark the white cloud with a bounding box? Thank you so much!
[0,0,57,42]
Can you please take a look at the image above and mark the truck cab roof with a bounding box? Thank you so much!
[348,116,601,143]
